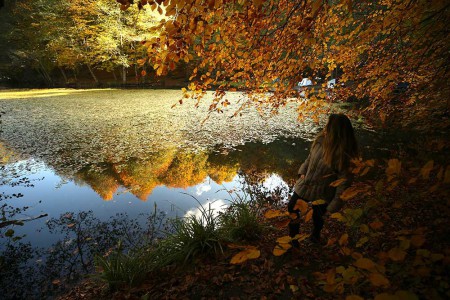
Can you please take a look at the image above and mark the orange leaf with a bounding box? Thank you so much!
[264,209,287,219]
[330,178,346,187]
[294,199,308,214]
[273,243,291,256]
[369,272,390,287]
[386,159,401,180]
[388,247,407,261]
[230,248,260,264]
[141,70,147,76]
[369,221,384,230]
[339,233,349,246]
[410,235,426,248]
[304,209,313,222]
[420,160,434,180]
[340,186,360,200]
[276,236,292,244]
[354,258,376,270]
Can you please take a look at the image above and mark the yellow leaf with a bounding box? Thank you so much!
[388,247,407,261]
[354,258,376,270]
[331,212,345,221]
[360,224,369,233]
[312,199,326,205]
[276,236,292,244]
[330,178,346,187]
[369,272,390,287]
[246,248,260,259]
[293,233,310,242]
[410,235,425,248]
[346,295,364,300]
[339,233,349,246]
[420,160,434,180]
[305,209,313,222]
[290,285,299,293]
[230,248,260,264]
[356,237,369,247]
[273,244,291,256]
[264,209,287,219]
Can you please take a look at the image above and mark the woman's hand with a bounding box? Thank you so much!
[299,174,305,180]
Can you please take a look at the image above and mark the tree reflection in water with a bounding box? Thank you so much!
[0,138,311,299]
[73,138,309,201]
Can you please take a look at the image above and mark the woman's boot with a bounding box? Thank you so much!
[289,222,300,248]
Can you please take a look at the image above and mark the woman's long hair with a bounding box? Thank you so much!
[315,114,359,171]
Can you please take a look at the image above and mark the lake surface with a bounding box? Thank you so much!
[0,89,383,297]
[0,89,325,245]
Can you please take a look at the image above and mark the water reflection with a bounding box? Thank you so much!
[72,139,309,201]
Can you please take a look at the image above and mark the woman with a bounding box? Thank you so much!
[288,114,359,245]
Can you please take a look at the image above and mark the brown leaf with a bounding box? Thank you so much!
[354,258,376,270]
[369,272,390,287]
[388,247,407,261]
[420,160,434,180]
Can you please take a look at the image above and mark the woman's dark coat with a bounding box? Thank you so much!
[294,137,351,213]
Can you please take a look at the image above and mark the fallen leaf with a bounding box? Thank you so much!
[230,248,260,264]
[294,199,308,214]
[354,258,376,270]
[264,209,287,219]
[420,160,433,180]
[330,178,346,187]
[388,247,407,261]
[410,235,425,248]
[369,272,390,287]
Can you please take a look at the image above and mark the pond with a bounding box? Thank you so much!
[0,89,381,298]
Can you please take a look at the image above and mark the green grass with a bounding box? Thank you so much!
[219,191,266,242]
[94,242,151,291]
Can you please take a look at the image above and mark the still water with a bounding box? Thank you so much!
[0,89,324,248]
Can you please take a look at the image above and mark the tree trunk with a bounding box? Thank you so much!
[112,69,117,82]
[59,67,68,84]
[122,65,126,84]
[87,64,99,84]
[37,59,53,86]
[134,64,139,83]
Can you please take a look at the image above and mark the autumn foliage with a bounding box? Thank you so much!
[121,0,448,126]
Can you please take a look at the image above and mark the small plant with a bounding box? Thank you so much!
[219,192,265,242]
[150,199,224,268]
[94,241,150,291]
